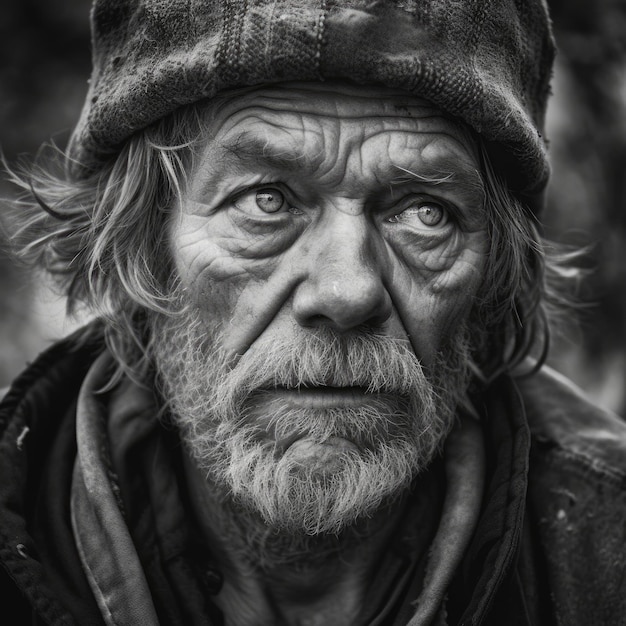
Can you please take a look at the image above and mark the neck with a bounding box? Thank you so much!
[182,455,411,626]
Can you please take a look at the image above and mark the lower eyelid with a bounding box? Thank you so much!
[381,225,455,256]
[229,210,301,239]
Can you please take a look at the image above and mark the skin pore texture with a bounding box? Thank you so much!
[154,82,489,625]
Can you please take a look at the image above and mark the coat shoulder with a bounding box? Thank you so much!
[515,366,626,625]
[517,365,626,481]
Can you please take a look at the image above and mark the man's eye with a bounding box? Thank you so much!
[388,202,448,228]
[255,188,286,213]
[232,187,304,216]
[233,187,292,214]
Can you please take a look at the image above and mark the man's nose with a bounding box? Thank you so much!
[292,214,392,331]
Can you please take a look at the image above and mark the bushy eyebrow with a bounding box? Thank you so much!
[390,163,485,204]
[391,166,454,186]
[219,132,310,172]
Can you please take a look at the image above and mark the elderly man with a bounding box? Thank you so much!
[2,1,625,625]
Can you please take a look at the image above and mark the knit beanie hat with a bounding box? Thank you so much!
[68,0,556,210]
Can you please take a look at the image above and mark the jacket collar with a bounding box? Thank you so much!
[448,377,531,625]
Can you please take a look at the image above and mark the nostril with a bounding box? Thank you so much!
[309,314,328,325]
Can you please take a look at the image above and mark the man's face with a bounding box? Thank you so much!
[153,83,488,535]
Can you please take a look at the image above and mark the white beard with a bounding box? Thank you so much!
[150,297,471,537]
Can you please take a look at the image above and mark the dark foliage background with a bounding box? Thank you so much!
[1,0,625,416]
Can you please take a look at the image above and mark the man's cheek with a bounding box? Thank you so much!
[174,218,309,321]
[172,214,287,293]
[388,241,486,361]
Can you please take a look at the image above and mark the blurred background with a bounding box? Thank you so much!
[1,0,625,416]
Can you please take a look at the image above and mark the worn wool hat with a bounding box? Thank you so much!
[68,0,556,208]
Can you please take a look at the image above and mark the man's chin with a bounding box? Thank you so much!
[231,482,405,539]
[219,436,424,537]
[279,436,361,475]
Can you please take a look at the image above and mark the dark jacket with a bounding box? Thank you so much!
[1,323,625,625]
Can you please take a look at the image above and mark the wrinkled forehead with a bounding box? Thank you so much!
[192,81,481,181]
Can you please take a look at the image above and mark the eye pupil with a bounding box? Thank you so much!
[417,204,443,226]
[256,189,284,213]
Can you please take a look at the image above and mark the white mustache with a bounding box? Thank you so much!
[209,328,431,415]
